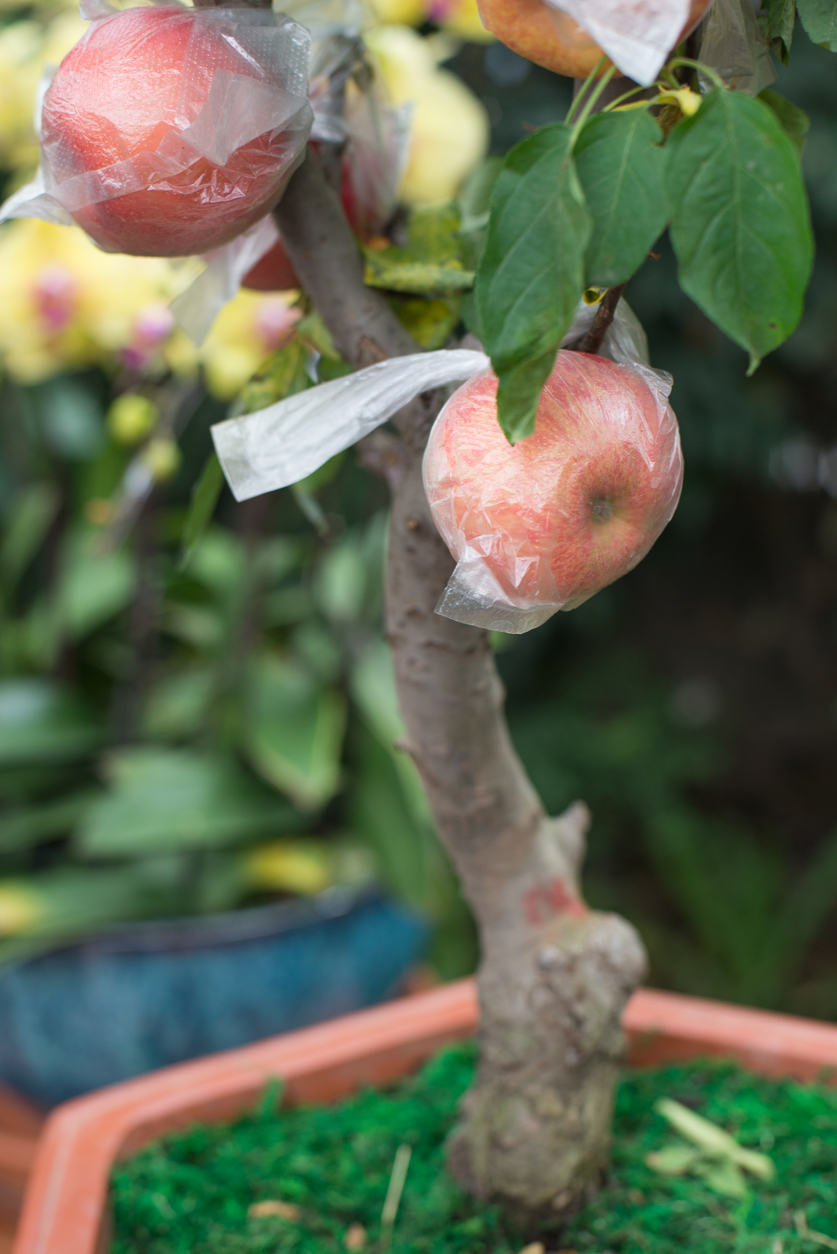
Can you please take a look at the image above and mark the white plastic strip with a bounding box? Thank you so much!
[545,0,693,86]
[211,349,489,500]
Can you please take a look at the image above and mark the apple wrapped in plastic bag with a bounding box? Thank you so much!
[337,77,410,244]
[423,347,683,633]
[0,0,313,258]
[211,298,683,635]
[478,0,714,86]
[169,27,408,343]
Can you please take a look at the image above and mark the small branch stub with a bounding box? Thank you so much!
[572,284,627,355]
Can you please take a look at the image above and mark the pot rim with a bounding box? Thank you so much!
[12,981,837,1254]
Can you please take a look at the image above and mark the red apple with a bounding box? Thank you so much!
[41,6,310,258]
[475,0,713,79]
[242,235,300,291]
[423,350,683,615]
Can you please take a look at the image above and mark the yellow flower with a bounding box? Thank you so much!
[366,0,426,24]
[243,840,333,896]
[426,0,494,41]
[0,10,88,175]
[365,25,489,206]
[0,219,178,382]
[0,882,41,936]
[365,0,494,40]
[200,289,301,400]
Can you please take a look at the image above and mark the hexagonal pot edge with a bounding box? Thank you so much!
[13,980,837,1254]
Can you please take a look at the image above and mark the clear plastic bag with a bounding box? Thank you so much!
[423,300,683,633]
[0,1,313,258]
[339,79,410,242]
[697,0,775,94]
[170,214,283,344]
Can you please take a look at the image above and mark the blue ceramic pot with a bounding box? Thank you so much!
[0,888,427,1106]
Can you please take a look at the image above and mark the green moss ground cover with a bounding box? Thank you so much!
[112,1044,837,1254]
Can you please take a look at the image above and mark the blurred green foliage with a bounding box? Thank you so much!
[0,392,474,971]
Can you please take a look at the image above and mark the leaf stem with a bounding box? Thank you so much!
[569,64,622,146]
[569,64,619,147]
[565,55,610,127]
[666,56,725,91]
[604,83,659,111]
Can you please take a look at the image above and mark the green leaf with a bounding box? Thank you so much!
[180,453,224,571]
[765,0,795,60]
[645,1145,702,1176]
[495,352,562,445]
[294,451,346,496]
[244,657,346,812]
[186,527,246,598]
[34,376,105,462]
[475,124,591,443]
[0,791,99,855]
[363,254,472,295]
[655,1099,775,1180]
[0,484,60,594]
[574,109,668,288]
[391,295,461,350]
[700,1159,748,1199]
[363,204,473,295]
[458,157,504,277]
[759,89,810,156]
[296,311,342,362]
[459,157,504,234]
[239,337,310,415]
[316,532,377,625]
[796,0,837,48]
[349,642,443,865]
[0,679,102,765]
[0,866,185,966]
[142,668,215,740]
[57,527,136,641]
[666,88,814,371]
[77,749,297,857]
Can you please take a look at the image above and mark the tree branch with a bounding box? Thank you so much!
[273,151,417,369]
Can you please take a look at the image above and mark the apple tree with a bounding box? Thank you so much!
[4,0,819,1230]
[262,0,815,1223]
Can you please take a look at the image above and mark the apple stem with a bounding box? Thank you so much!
[571,282,627,355]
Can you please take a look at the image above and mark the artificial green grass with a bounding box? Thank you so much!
[111,1044,837,1254]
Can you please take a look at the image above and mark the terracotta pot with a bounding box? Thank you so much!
[0,1085,42,1254]
[13,981,837,1254]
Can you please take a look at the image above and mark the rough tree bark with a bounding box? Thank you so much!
[276,153,647,1223]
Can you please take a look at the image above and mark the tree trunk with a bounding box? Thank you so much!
[275,150,647,1224]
